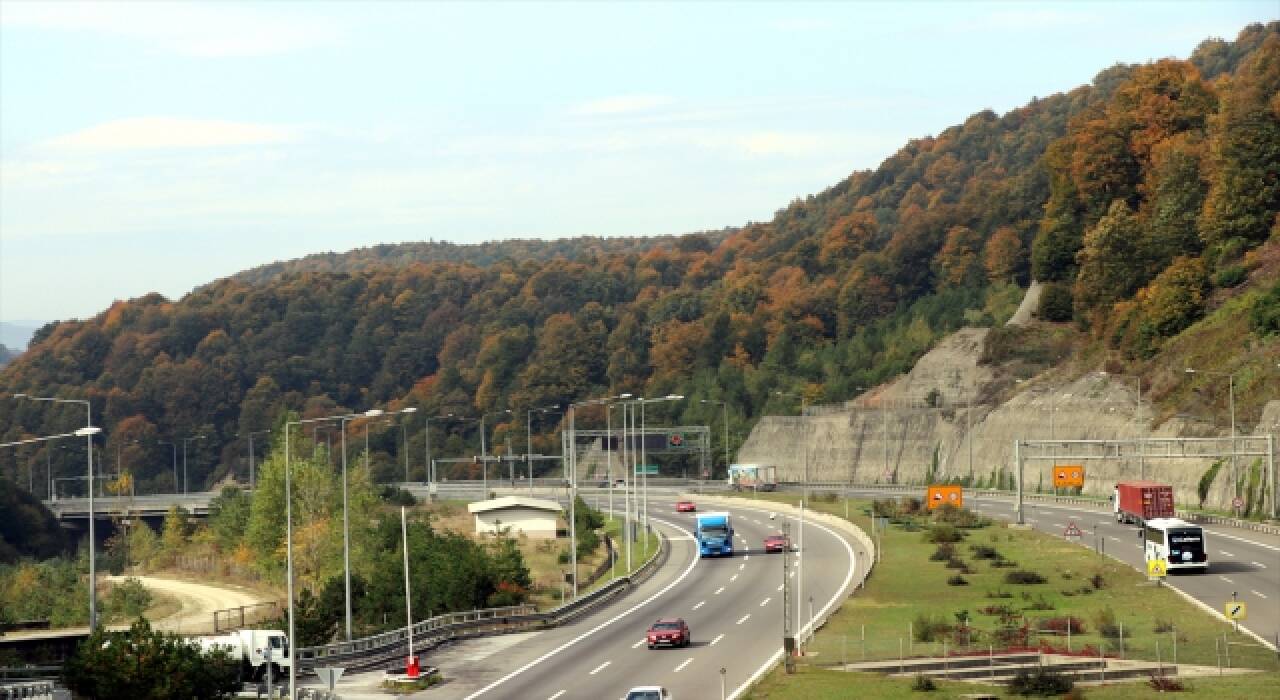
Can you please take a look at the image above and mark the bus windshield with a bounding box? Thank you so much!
[1167,528,1205,563]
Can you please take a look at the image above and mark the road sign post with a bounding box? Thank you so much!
[1146,558,1168,581]
[315,667,345,691]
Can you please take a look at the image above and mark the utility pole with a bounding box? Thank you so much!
[782,518,794,673]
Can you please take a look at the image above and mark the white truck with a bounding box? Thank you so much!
[196,629,290,682]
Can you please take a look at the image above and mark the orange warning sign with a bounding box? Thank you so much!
[1052,465,1085,488]
[926,485,963,510]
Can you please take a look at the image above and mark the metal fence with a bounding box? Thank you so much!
[213,601,283,634]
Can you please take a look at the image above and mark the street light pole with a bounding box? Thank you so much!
[14,395,98,629]
[158,441,178,493]
[1186,368,1238,503]
[700,399,731,479]
[181,435,204,494]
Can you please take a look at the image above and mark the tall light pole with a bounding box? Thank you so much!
[400,407,418,482]
[700,399,731,479]
[1186,368,1238,502]
[479,409,512,495]
[181,435,205,494]
[157,440,178,493]
[238,430,270,489]
[13,394,98,630]
[1099,371,1144,478]
[635,394,684,557]
[526,405,560,492]
[283,419,299,699]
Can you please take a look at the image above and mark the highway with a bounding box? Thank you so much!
[406,495,865,700]
[848,489,1280,651]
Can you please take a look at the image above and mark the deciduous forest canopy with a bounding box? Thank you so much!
[1,23,1276,494]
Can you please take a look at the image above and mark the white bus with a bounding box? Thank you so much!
[1143,518,1209,573]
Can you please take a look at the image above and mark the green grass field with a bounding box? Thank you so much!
[731,493,1278,698]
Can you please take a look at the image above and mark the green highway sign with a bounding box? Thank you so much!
[634,465,659,475]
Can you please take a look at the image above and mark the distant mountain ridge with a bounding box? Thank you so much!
[0,321,44,351]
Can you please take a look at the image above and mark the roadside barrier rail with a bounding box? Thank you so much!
[294,530,668,673]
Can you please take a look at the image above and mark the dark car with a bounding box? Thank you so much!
[675,500,696,512]
[646,618,690,648]
[764,534,791,553]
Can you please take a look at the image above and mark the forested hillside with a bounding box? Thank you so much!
[1,23,1276,494]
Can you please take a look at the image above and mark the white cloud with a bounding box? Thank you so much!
[568,95,674,116]
[43,117,298,152]
[0,1,341,57]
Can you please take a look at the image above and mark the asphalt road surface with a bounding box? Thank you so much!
[417,497,865,700]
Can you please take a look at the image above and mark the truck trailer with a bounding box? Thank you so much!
[1113,481,1175,525]
[694,512,734,557]
[727,464,777,492]
[196,629,290,682]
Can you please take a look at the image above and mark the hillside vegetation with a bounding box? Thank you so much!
[0,24,1276,494]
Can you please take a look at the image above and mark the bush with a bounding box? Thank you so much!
[912,674,937,692]
[1037,283,1074,322]
[1153,618,1174,633]
[1148,674,1184,691]
[1009,666,1075,696]
[1004,570,1047,584]
[1089,572,1106,590]
[930,544,955,561]
[1095,607,1121,639]
[986,589,1014,599]
[63,619,240,699]
[380,485,417,506]
[946,575,969,586]
[105,577,152,620]
[1039,616,1085,635]
[1025,595,1055,611]
[1214,265,1246,288]
[992,558,1018,568]
[970,544,1000,559]
[925,525,965,543]
[945,557,968,570]
[913,613,953,641]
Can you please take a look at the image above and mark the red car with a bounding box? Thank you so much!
[764,534,791,553]
[675,500,696,512]
[646,618,691,649]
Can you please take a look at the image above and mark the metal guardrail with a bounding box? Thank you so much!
[0,680,57,699]
[294,531,669,673]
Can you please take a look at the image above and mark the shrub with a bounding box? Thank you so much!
[945,557,968,570]
[1214,265,1246,288]
[1095,607,1121,639]
[1153,618,1174,633]
[913,613,953,642]
[1148,674,1184,691]
[911,674,937,692]
[1025,596,1055,611]
[930,544,955,561]
[970,544,1000,559]
[105,577,152,620]
[925,525,965,543]
[1004,570,1047,584]
[380,485,417,506]
[992,558,1018,568]
[1039,616,1085,635]
[979,604,1015,617]
[1009,666,1075,696]
[947,575,969,586]
[1089,572,1106,589]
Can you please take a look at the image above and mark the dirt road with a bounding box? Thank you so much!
[106,574,273,635]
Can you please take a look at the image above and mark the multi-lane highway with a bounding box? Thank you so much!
[404,495,865,700]
[848,488,1280,651]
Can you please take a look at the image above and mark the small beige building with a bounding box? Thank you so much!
[467,496,563,539]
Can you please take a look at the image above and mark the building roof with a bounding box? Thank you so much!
[467,495,564,515]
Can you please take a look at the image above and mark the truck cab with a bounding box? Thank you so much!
[197,629,290,682]
[694,512,734,557]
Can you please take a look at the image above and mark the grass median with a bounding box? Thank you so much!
[730,492,1278,699]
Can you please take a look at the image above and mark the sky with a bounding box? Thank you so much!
[1,1,1276,323]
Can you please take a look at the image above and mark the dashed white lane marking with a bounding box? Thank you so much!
[760,597,771,607]
[777,584,784,592]
[739,563,746,570]
[589,661,611,675]
[632,639,645,649]
[744,554,750,561]
[693,601,705,610]
[715,586,725,595]
[1253,590,1268,599]
[548,691,566,700]
[1052,523,1064,529]
[1207,530,1280,552]
[730,574,739,582]
[674,658,693,673]
[1251,561,1267,569]
[1219,576,1235,584]
[1220,550,1236,557]
[1110,537,1123,543]
[789,570,796,578]
[736,614,751,625]
[711,633,724,646]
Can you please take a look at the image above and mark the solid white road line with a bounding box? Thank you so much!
[674,658,693,672]
[1253,590,1268,599]
[693,601,706,610]
[548,691,566,700]
[760,597,771,607]
[463,516,700,699]
[715,586,725,595]
[711,633,724,646]
[589,661,611,675]
[736,614,751,625]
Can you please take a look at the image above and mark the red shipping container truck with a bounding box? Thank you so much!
[1113,481,1175,524]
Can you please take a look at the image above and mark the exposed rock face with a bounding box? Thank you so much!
[737,328,1277,514]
